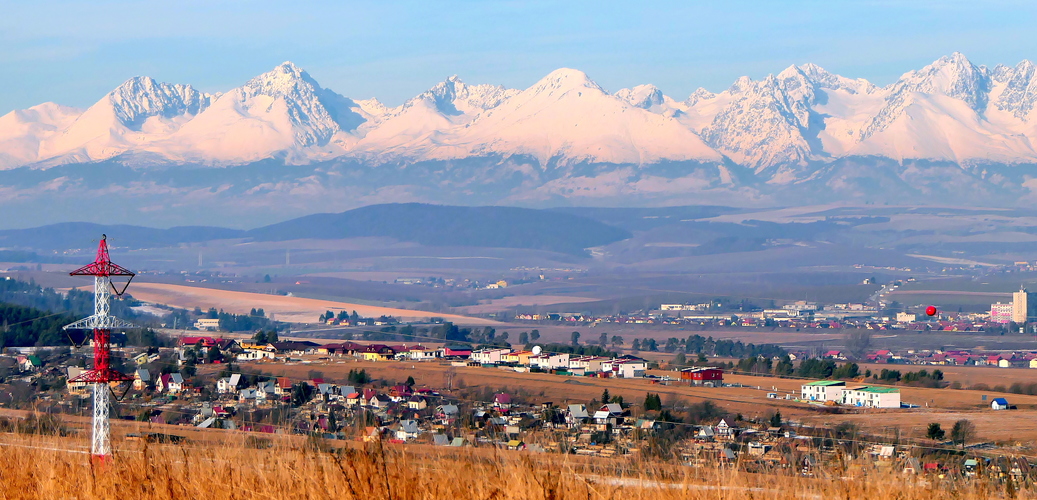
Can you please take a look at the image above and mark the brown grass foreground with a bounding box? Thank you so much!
[0,434,1023,500]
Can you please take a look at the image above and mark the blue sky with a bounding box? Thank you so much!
[1,0,1036,113]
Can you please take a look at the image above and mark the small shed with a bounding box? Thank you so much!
[992,397,1009,410]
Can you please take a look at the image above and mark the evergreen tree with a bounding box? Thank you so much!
[601,388,610,408]
[926,422,945,441]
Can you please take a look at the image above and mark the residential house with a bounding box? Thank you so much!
[395,420,421,441]
[528,354,552,370]
[566,404,589,428]
[501,350,534,365]
[716,419,733,437]
[471,348,511,365]
[839,386,900,408]
[317,383,336,401]
[339,385,357,398]
[237,348,275,361]
[493,393,512,409]
[368,394,392,408]
[133,352,160,366]
[66,367,89,395]
[992,397,1010,410]
[359,344,395,361]
[270,341,321,356]
[441,347,472,359]
[592,403,626,426]
[547,353,571,370]
[800,380,846,402]
[680,367,724,386]
[697,426,716,440]
[217,374,241,394]
[274,377,292,397]
[388,385,412,401]
[193,319,220,331]
[238,388,258,403]
[569,356,607,374]
[407,396,428,410]
[610,359,647,378]
[133,369,152,391]
[318,342,361,356]
[405,346,440,361]
[157,373,185,394]
[16,355,41,372]
[256,381,276,401]
[436,404,460,424]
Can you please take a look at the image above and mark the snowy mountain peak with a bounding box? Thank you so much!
[415,76,518,116]
[859,53,992,141]
[241,61,321,98]
[725,75,753,95]
[995,59,1037,120]
[686,87,716,106]
[902,52,990,109]
[107,76,213,131]
[615,84,664,109]
[530,68,603,94]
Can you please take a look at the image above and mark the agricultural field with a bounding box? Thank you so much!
[128,282,497,325]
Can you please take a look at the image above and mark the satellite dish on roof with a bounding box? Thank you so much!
[532,345,542,355]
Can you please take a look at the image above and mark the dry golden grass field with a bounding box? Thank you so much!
[0,431,1025,500]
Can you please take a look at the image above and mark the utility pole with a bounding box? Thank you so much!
[64,235,137,460]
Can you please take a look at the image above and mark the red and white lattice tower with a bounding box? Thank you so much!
[64,235,136,459]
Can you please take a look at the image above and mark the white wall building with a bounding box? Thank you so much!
[548,353,571,370]
[194,318,220,331]
[472,348,511,365]
[801,380,846,401]
[839,386,900,408]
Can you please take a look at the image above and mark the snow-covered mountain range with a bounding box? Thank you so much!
[8,53,1037,173]
[5,53,1037,227]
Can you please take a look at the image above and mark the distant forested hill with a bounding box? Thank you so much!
[0,204,630,256]
[0,223,242,252]
[247,203,632,256]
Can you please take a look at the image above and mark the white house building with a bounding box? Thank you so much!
[471,348,511,365]
[839,386,900,408]
[801,380,846,402]
[548,353,571,370]
[217,374,241,394]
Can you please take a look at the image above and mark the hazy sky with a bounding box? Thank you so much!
[2,0,1036,113]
